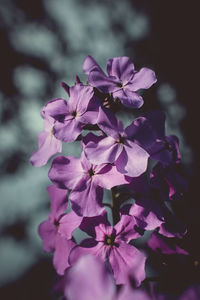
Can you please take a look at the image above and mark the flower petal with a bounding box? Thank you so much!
[94,164,131,189]
[64,255,115,300]
[47,185,68,222]
[30,131,62,167]
[85,137,122,165]
[115,141,149,177]
[113,88,144,108]
[88,70,118,94]
[109,243,146,285]
[129,67,157,91]
[114,215,140,242]
[54,118,83,142]
[70,179,104,217]
[53,235,75,275]
[82,55,104,74]
[106,56,135,83]
[58,211,83,239]
[49,156,83,189]
[38,220,57,252]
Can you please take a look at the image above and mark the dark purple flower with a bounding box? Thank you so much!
[38,185,82,275]
[129,110,181,166]
[49,148,131,217]
[69,214,146,285]
[150,162,188,201]
[84,107,149,177]
[147,232,188,256]
[43,84,99,143]
[127,174,186,238]
[83,55,157,108]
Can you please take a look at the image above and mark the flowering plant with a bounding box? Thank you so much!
[31,55,188,298]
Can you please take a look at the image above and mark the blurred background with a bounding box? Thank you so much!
[0,0,199,299]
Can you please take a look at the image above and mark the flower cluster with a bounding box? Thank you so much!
[31,56,188,298]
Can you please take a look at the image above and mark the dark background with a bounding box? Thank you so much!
[0,0,199,299]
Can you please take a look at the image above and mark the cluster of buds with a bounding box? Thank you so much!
[31,56,188,299]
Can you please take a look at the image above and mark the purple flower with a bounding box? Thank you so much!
[49,149,131,217]
[83,55,157,108]
[30,114,62,167]
[43,84,99,143]
[38,185,82,274]
[84,107,149,177]
[69,214,146,285]
[64,255,151,300]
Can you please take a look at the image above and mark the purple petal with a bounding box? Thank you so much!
[80,211,109,237]
[82,55,104,74]
[54,118,83,142]
[42,98,69,119]
[69,239,107,265]
[145,110,166,139]
[125,116,157,150]
[64,255,115,300]
[38,220,57,252]
[53,235,75,275]
[80,151,93,172]
[106,56,135,82]
[84,137,122,165]
[30,130,62,167]
[47,185,68,222]
[114,215,140,242]
[49,156,83,189]
[68,84,94,116]
[115,141,149,177]
[109,243,146,285]
[82,132,104,148]
[148,232,188,255]
[129,202,163,231]
[113,88,144,108]
[129,67,157,91]
[61,81,70,96]
[58,211,83,239]
[93,164,132,189]
[88,70,118,94]
[97,107,123,138]
[80,110,99,125]
[70,179,104,217]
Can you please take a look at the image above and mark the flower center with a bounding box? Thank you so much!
[72,111,78,118]
[88,168,95,177]
[105,234,116,247]
[116,134,125,144]
[116,82,123,88]
[54,219,59,227]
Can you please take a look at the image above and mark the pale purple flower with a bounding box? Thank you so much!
[42,84,100,143]
[84,107,149,177]
[83,55,157,108]
[64,255,150,300]
[38,185,82,275]
[30,114,62,167]
[69,214,146,285]
[49,149,131,217]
